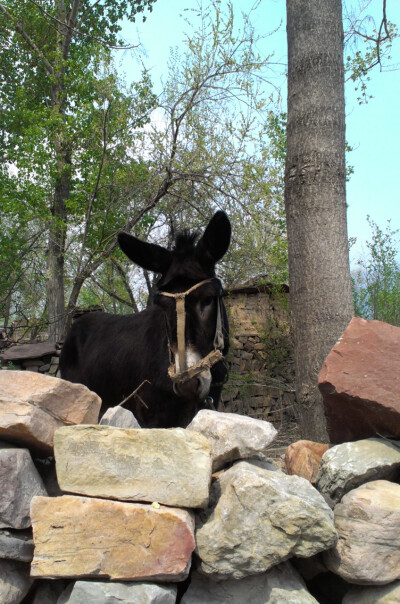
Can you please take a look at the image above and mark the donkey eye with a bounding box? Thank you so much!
[200,297,213,312]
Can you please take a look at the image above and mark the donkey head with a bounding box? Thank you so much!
[118,211,231,403]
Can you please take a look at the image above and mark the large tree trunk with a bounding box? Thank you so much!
[285,0,354,441]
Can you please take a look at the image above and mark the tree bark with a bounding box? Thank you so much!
[285,0,354,441]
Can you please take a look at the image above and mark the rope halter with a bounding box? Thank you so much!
[159,278,225,384]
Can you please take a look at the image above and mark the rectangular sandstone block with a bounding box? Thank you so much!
[31,495,195,581]
[54,425,212,508]
[0,371,101,454]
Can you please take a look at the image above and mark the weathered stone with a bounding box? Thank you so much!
[31,495,195,581]
[182,563,318,603]
[54,425,211,508]
[0,371,101,453]
[196,461,337,580]
[186,410,277,471]
[0,342,57,362]
[316,438,400,503]
[99,406,141,429]
[324,480,400,585]
[0,446,47,529]
[0,529,34,562]
[285,440,329,483]
[60,580,177,604]
[32,580,70,604]
[318,317,400,442]
[343,581,400,604]
[0,559,33,604]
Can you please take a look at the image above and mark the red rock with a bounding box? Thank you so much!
[285,440,329,483]
[31,495,195,581]
[318,317,400,443]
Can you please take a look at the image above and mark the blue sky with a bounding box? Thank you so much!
[121,0,400,266]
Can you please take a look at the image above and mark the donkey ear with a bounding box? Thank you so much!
[196,211,231,264]
[118,232,172,274]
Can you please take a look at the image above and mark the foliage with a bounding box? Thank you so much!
[344,1,399,104]
[352,216,400,325]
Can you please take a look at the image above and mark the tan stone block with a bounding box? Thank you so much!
[0,371,101,453]
[285,440,329,483]
[31,495,195,581]
[54,425,212,508]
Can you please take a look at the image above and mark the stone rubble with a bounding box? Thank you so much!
[319,317,400,443]
[0,371,101,453]
[186,409,277,471]
[0,559,33,604]
[195,461,337,580]
[182,563,319,604]
[30,495,195,582]
[54,425,212,508]
[58,580,177,604]
[316,437,400,503]
[285,440,329,483]
[0,318,399,604]
[0,530,34,563]
[0,446,47,529]
[323,480,400,585]
[99,405,141,429]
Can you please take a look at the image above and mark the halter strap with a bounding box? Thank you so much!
[159,280,212,373]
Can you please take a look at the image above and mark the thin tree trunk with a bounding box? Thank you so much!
[285,0,354,441]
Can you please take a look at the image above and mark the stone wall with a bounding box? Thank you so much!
[222,284,295,429]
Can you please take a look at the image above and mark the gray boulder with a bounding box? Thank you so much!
[196,461,337,580]
[0,446,47,529]
[316,438,400,503]
[58,580,177,603]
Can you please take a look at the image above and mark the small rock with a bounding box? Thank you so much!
[99,406,141,429]
[54,425,212,508]
[31,495,195,582]
[316,438,400,503]
[0,446,47,529]
[0,529,34,562]
[59,580,177,604]
[196,461,337,580]
[343,581,400,603]
[0,559,33,604]
[323,480,400,585]
[186,409,277,471]
[0,371,101,453]
[285,440,329,483]
[319,317,400,442]
[182,563,318,603]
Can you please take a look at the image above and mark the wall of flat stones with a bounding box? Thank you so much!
[222,286,295,427]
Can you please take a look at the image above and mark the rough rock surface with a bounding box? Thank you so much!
[0,529,34,562]
[196,461,337,580]
[318,317,400,442]
[0,559,33,604]
[0,446,47,529]
[186,409,277,471]
[0,371,101,453]
[54,425,212,508]
[99,406,141,429]
[285,440,329,483]
[32,580,70,604]
[182,563,319,603]
[31,495,195,581]
[59,580,177,604]
[343,581,400,603]
[324,480,400,585]
[316,438,400,503]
